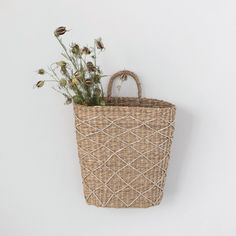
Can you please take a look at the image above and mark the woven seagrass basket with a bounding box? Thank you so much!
[74,70,176,208]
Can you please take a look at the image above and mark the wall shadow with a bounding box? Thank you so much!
[164,106,194,203]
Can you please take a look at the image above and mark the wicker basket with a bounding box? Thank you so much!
[74,70,176,208]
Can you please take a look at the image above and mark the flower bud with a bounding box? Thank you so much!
[54,26,67,37]
[71,43,80,56]
[59,79,67,87]
[56,61,67,75]
[37,69,45,75]
[56,61,67,67]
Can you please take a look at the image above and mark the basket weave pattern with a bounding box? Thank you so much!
[74,71,176,208]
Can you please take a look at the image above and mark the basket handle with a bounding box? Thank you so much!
[107,70,142,100]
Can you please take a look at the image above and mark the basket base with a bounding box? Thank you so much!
[83,194,163,208]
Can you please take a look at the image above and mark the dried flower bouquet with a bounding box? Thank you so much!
[35,26,106,106]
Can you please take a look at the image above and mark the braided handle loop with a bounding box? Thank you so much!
[107,70,142,100]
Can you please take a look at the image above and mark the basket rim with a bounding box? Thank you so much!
[73,97,176,110]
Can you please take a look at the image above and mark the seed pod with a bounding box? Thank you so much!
[37,68,45,75]
[71,44,80,56]
[59,79,67,87]
[95,38,105,50]
[82,47,91,55]
[86,61,96,72]
[85,79,93,86]
[35,80,44,88]
[54,26,67,37]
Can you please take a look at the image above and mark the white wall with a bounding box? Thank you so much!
[1,0,236,235]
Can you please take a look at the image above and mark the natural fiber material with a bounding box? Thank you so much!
[74,70,176,208]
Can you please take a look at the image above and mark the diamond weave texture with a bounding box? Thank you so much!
[74,103,175,208]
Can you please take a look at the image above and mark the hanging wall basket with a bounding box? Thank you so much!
[73,70,176,208]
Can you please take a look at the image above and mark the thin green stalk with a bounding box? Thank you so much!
[44,80,58,82]
[56,37,77,70]
[47,68,59,81]
[64,86,73,97]
[93,41,97,68]
[52,87,70,97]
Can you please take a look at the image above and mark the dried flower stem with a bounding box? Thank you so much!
[56,37,77,70]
